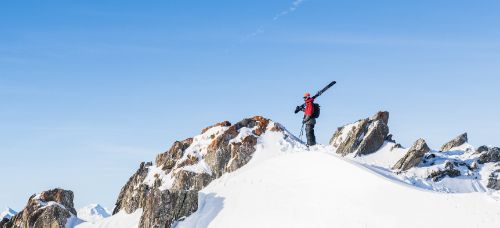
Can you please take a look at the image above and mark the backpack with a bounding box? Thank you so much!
[312,103,320,118]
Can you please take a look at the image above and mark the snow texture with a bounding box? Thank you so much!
[77,204,111,223]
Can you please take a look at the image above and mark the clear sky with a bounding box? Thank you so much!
[1,0,500,211]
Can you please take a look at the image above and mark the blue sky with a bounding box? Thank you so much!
[1,0,500,211]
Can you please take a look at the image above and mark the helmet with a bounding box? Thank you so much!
[304,92,311,98]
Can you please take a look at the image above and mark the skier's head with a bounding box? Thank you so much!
[303,92,311,99]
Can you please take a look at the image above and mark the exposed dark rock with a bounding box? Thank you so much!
[330,111,390,157]
[470,161,479,170]
[475,145,490,154]
[139,189,198,228]
[393,139,431,171]
[171,171,212,191]
[201,121,231,134]
[7,188,77,228]
[113,162,153,214]
[390,143,402,151]
[156,138,193,172]
[385,134,396,143]
[0,218,10,227]
[441,133,468,152]
[428,161,461,181]
[478,147,500,164]
[487,169,500,190]
[205,116,269,177]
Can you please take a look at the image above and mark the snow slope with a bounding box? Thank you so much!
[75,120,500,228]
[77,204,111,223]
[176,149,500,228]
[75,209,142,228]
[1,207,16,220]
[175,130,500,228]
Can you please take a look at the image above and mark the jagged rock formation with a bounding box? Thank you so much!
[112,161,153,215]
[330,111,390,156]
[440,133,468,152]
[393,139,430,171]
[487,167,500,190]
[113,116,286,228]
[477,147,500,164]
[3,188,77,228]
[427,161,461,181]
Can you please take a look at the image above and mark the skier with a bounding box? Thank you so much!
[302,92,316,146]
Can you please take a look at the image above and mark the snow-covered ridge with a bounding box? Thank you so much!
[9,113,500,228]
[1,207,16,220]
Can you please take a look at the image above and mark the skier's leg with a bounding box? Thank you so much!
[305,124,313,146]
[310,123,316,146]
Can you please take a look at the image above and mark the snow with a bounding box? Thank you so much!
[71,120,500,228]
[77,204,111,223]
[175,131,500,228]
[176,150,500,228]
[75,209,142,228]
[1,207,16,220]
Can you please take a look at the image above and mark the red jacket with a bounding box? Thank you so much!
[304,98,314,116]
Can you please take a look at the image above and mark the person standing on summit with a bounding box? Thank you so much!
[302,92,316,146]
[294,81,336,146]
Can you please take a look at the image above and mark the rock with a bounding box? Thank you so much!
[139,190,198,228]
[427,161,461,181]
[487,169,500,190]
[478,147,500,164]
[393,139,431,171]
[440,133,468,152]
[201,121,231,134]
[113,116,277,228]
[6,188,77,228]
[205,116,269,177]
[0,218,10,227]
[390,143,402,151]
[156,138,193,172]
[385,134,396,143]
[470,161,479,170]
[330,111,390,156]
[171,170,212,191]
[113,162,153,214]
[475,145,490,154]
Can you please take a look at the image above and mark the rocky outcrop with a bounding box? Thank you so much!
[139,189,198,228]
[113,116,280,228]
[393,139,431,171]
[487,168,500,190]
[478,147,500,164]
[330,111,390,156]
[0,219,10,228]
[112,162,152,214]
[427,161,461,181]
[441,133,468,152]
[3,188,77,228]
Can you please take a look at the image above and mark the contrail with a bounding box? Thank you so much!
[246,0,307,40]
[273,0,305,21]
